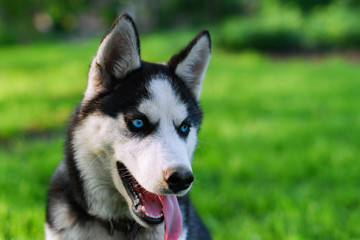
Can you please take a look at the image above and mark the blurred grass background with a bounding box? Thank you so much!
[1,0,360,239]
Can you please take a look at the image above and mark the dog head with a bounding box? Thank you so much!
[72,14,210,237]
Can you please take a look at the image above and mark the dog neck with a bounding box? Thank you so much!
[95,216,142,239]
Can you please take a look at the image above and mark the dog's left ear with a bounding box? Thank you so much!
[85,14,141,100]
[168,30,211,100]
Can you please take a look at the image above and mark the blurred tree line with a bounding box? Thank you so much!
[1,0,360,50]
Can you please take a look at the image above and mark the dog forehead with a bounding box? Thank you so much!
[139,75,187,124]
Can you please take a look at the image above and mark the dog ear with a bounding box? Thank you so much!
[168,30,211,100]
[86,14,141,99]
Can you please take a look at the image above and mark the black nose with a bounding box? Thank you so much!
[166,169,194,193]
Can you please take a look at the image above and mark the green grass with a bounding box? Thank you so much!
[1,30,360,239]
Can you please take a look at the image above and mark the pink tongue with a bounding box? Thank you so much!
[159,195,182,240]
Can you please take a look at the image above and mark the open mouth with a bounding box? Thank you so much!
[117,162,164,224]
[117,162,183,240]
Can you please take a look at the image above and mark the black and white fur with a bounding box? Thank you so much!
[46,14,211,240]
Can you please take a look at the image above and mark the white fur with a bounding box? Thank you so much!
[45,224,62,240]
[71,75,197,230]
[45,195,126,240]
[72,114,132,221]
[115,76,195,195]
[179,227,188,240]
[139,75,188,126]
[48,18,209,239]
[62,113,168,238]
[46,216,126,240]
[174,35,211,99]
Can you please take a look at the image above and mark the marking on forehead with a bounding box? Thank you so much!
[138,76,187,124]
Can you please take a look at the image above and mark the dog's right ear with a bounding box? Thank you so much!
[85,14,141,100]
[168,30,211,100]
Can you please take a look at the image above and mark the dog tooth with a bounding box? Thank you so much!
[134,199,140,207]
[145,212,164,218]
[138,204,144,213]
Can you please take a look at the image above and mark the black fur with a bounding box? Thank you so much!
[178,196,212,239]
[46,13,211,240]
[81,61,202,129]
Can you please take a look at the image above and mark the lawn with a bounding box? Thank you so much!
[1,29,360,239]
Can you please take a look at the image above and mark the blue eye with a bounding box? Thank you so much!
[132,119,144,128]
[180,124,190,133]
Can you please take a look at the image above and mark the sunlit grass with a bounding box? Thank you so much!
[192,50,360,239]
[1,29,360,239]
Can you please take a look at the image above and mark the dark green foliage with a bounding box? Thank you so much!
[1,0,360,50]
[278,0,334,12]
[0,0,89,43]
[218,1,360,51]
[303,3,360,49]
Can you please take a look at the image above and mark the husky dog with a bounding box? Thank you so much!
[45,14,211,240]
